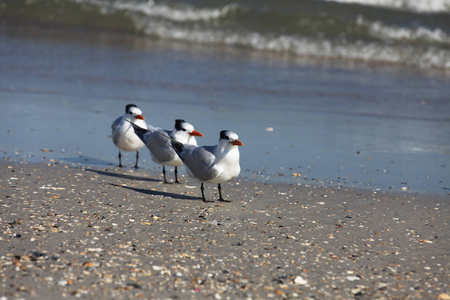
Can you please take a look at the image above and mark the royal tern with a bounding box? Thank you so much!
[111,104,147,168]
[129,119,204,183]
[171,130,244,202]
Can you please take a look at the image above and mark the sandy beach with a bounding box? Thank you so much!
[1,162,448,299]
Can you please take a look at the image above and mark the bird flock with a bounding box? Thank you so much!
[111,104,244,202]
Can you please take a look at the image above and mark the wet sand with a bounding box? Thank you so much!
[1,162,448,299]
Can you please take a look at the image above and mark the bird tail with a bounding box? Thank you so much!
[126,120,149,143]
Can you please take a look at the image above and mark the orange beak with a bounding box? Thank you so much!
[135,114,145,120]
[231,139,244,146]
[190,130,204,137]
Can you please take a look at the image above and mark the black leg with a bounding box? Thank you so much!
[218,183,231,202]
[162,166,169,184]
[118,150,123,168]
[201,183,213,202]
[174,167,180,184]
[134,151,139,168]
[201,183,206,202]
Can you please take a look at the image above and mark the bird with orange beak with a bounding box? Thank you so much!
[129,119,204,184]
[171,130,244,202]
[111,104,147,168]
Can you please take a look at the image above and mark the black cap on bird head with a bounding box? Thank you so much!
[125,104,138,114]
[220,130,230,140]
[175,119,186,131]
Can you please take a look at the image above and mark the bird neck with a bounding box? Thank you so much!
[172,131,186,143]
[215,142,235,158]
[123,114,133,122]
[172,130,198,145]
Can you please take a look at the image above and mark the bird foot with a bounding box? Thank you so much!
[218,199,232,203]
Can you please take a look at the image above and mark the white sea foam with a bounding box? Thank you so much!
[370,22,450,44]
[355,15,450,44]
[324,0,450,13]
[112,1,239,22]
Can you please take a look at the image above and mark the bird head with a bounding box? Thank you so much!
[126,104,145,120]
[220,130,244,146]
[175,119,203,137]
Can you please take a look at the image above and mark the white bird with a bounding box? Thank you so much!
[171,130,244,202]
[129,119,204,183]
[111,104,147,168]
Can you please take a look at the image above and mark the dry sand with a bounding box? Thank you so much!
[1,162,449,299]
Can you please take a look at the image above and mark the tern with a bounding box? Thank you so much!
[111,104,147,168]
[171,130,244,202]
[129,119,204,184]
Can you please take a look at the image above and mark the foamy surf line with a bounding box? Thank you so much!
[325,0,450,13]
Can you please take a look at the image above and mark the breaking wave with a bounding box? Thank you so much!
[2,0,450,69]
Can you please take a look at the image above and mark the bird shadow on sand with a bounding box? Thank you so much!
[85,168,160,183]
[109,183,201,201]
[60,156,115,166]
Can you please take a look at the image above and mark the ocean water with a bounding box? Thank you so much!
[2,0,450,69]
[0,0,449,195]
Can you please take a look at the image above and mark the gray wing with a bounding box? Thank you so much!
[145,130,177,164]
[182,145,220,181]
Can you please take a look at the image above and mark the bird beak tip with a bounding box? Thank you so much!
[191,130,204,137]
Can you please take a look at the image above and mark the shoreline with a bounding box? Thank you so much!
[1,162,448,299]
[2,155,448,198]
[1,20,449,197]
